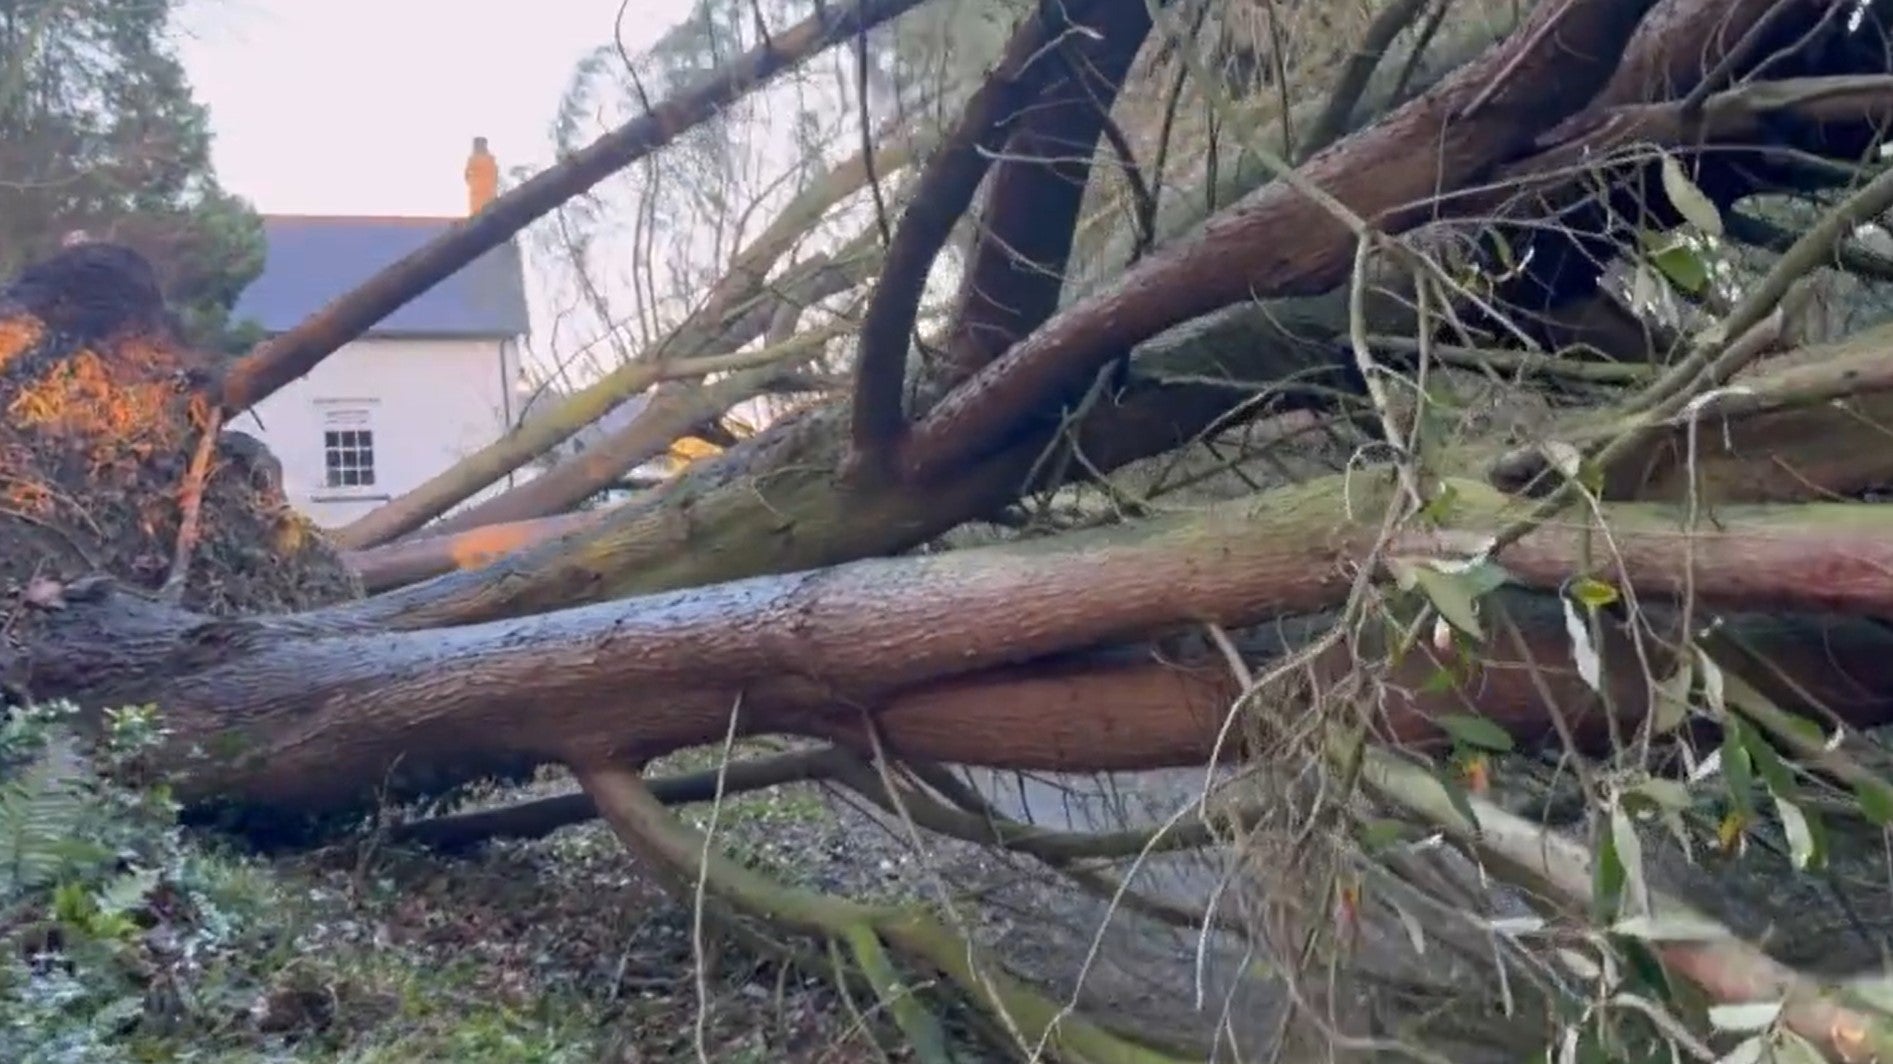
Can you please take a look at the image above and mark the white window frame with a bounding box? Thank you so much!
[312,401,387,501]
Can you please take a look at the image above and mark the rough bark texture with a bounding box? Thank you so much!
[851,0,1156,455]
[19,449,1893,828]
[345,510,609,592]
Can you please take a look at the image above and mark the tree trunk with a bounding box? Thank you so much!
[8,0,1888,843]
[19,451,1893,826]
[344,510,608,592]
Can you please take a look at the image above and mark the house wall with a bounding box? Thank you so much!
[228,335,524,529]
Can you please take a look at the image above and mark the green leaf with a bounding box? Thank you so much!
[1722,727,1756,818]
[97,866,159,917]
[1458,558,1513,599]
[1626,778,1692,813]
[1650,239,1711,296]
[1610,803,1649,918]
[1436,767,1483,835]
[1708,1000,1781,1032]
[1698,648,1728,716]
[1592,816,1625,922]
[1618,937,1677,1002]
[1417,482,1462,525]
[1487,229,1516,271]
[1652,660,1695,734]
[1771,709,1828,749]
[1661,151,1724,236]
[52,879,95,924]
[1419,666,1459,695]
[1716,1036,1765,1064]
[1773,1030,1829,1064]
[1610,911,1729,942]
[1842,971,1893,1013]
[1391,559,1486,640]
[1738,720,1796,796]
[1773,793,1823,872]
[1436,713,1515,753]
[1570,576,1620,609]
[1856,779,1893,826]
[94,995,144,1034]
[1357,818,1407,853]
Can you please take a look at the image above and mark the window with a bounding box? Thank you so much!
[321,408,377,490]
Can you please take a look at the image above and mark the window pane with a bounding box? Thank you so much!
[321,417,377,490]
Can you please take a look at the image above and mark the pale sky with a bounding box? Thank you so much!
[174,0,696,217]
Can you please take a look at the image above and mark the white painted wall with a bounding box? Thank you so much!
[228,334,525,529]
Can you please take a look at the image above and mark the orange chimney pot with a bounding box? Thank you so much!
[466,136,499,215]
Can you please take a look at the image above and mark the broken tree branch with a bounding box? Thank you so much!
[1360,746,1893,1063]
[899,0,1657,482]
[344,510,611,592]
[333,232,876,551]
[848,0,1154,466]
[216,0,935,417]
[160,402,223,604]
[30,459,1893,818]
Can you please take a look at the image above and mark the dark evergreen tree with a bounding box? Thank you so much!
[0,0,264,352]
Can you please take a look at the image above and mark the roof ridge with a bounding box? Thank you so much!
[232,214,531,339]
[262,213,465,225]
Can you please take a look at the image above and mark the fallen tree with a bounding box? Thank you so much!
[15,0,1893,1058]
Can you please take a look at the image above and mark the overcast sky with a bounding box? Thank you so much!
[174,0,695,217]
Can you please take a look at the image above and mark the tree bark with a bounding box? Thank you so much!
[900,0,1662,482]
[345,510,609,592]
[20,459,1893,823]
[332,225,876,550]
[850,0,1156,456]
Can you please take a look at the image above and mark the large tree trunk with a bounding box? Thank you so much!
[8,0,1892,833]
[18,416,1893,823]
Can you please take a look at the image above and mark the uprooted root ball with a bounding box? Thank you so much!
[0,243,360,618]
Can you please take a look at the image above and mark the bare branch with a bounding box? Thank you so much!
[216,0,936,415]
[848,0,1154,466]
[901,0,1656,482]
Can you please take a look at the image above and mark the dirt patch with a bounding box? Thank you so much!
[0,243,358,623]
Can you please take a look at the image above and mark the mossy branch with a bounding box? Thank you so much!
[578,762,1196,1064]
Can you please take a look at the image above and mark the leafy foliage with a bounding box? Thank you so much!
[0,0,264,352]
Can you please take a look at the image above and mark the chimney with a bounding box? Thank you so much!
[465,136,499,215]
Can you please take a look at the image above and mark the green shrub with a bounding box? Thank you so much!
[0,701,290,1061]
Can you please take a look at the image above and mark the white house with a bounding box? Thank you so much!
[226,139,531,528]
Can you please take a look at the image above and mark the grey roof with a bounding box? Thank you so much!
[231,215,530,339]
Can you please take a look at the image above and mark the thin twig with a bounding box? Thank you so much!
[161,403,224,605]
